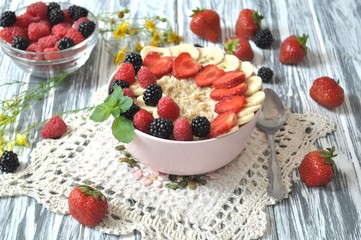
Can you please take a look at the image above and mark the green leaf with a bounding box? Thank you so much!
[105,85,124,104]
[111,116,135,143]
[111,106,121,118]
[118,96,133,113]
[90,103,113,122]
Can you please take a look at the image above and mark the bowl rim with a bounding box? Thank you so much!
[0,2,99,61]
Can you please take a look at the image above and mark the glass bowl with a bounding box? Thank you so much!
[0,3,98,78]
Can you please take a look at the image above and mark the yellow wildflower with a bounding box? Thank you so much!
[135,41,143,52]
[15,133,30,148]
[167,31,183,44]
[0,114,8,125]
[113,21,129,40]
[114,46,126,65]
[145,19,156,32]
[150,31,161,47]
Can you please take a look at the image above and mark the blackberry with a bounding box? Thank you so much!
[252,29,274,49]
[48,8,64,25]
[143,84,162,106]
[57,37,75,50]
[0,151,20,173]
[11,36,30,50]
[257,67,274,83]
[109,80,130,94]
[149,118,173,139]
[191,116,210,138]
[0,11,16,27]
[78,20,96,38]
[122,103,140,120]
[124,53,143,73]
[68,5,88,21]
[47,2,61,12]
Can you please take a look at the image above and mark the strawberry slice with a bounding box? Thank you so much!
[209,111,237,138]
[212,70,246,89]
[210,83,248,100]
[143,52,173,78]
[195,64,225,87]
[214,95,247,114]
[172,52,202,79]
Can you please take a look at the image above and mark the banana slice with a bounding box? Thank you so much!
[237,113,254,126]
[140,46,171,59]
[240,61,254,79]
[135,96,157,113]
[237,105,261,118]
[153,110,159,118]
[245,76,262,96]
[129,80,144,96]
[197,46,225,65]
[245,91,265,107]
[170,43,200,60]
[216,54,240,71]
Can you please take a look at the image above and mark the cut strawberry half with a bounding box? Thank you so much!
[209,111,237,138]
[172,52,201,79]
[212,70,246,89]
[210,83,248,100]
[195,64,225,87]
[214,95,247,114]
[143,52,173,78]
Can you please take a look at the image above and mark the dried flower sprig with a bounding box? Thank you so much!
[97,9,183,64]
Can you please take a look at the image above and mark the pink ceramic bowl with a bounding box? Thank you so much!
[107,66,260,176]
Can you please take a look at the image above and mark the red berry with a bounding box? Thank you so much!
[190,8,221,43]
[235,9,263,39]
[172,52,201,79]
[68,185,108,227]
[143,52,173,78]
[157,96,180,121]
[309,76,344,109]
[209,111,237,138]
[63,9,74,23]
[279,34,308,64]
[44,47,61,60]
[133,109,154,133]
[173,118,193,141]
[28,21,51,41]
[224,36,254,61]
[15,13,33,28]
[26,42,44,52]
[38,35,59,49]
[122,88,134,98]
[26,1,48,21]
[52,22,72,38]
[74,17,89,30]
[0,26,28,43]
[40,116,67,139]
[65,28,85,45]
[114,63,136,85]
[195,64,225,87]
[137,66,157,89]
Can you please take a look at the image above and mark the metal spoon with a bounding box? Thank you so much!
[257,88,287,202]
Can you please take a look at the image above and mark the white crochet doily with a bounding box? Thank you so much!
[0,97,335,240]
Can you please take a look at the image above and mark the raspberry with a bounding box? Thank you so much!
[65,28,85,44]
[191,116,210,138]
[124,52,143,73]
[28,21,51,41]
[47,8,64,25]
[137,66,157,89]
[149,118,173,139]
[26,1,48,21]
[11,36,30,50]
[0,11,16,27]
[0,26,27,43]
[143,84,162,106]
[157,96,180,121]
[38,35,59,49]
[73,17,89,30]
[114,63,136,85]
[133,109,154,133]
[123,88,134,98]
[15,13,33,28]
[68,5,88,21]
[40,115,67,139]
[44,47,60,60]
[63,9,74,23]
[173,118,193,141]
[26,42,44,52]
[57,37,75,50]
[52,22,72,38]
[78,20,95,38]
[0,151,20,173]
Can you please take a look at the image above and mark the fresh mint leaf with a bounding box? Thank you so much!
[118,96,133,113]
[111,116,135,143]
[104,85,124,104]
[90,103,113,122]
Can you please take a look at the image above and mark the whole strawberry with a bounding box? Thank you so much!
[190,8,221,43]
[224,36,254,61]
[68,185,108,227]
[235,9,263,39]
[41,115,67,139]
[279,34,308,64]
[309,76,344,109]
[299,147,337,187]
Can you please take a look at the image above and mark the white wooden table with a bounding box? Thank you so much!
[1,0,361,239]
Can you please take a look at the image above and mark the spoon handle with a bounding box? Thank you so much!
[266,133,287,202]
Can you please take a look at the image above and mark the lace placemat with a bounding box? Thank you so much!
[0,99,335,240]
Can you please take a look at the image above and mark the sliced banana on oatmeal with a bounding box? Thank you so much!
[216,54,240,71]
[245,76,262,96]
[170,43,200,60]
[245,91,265,107]
[129,81,144,96]
[237,105,261,118]
[140,46,171,59]
[239,61,254,79]
[237,112,255,125]
[135,96,157,113]
[197,46,225,65]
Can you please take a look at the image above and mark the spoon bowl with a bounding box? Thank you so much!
[257,88,287,202]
